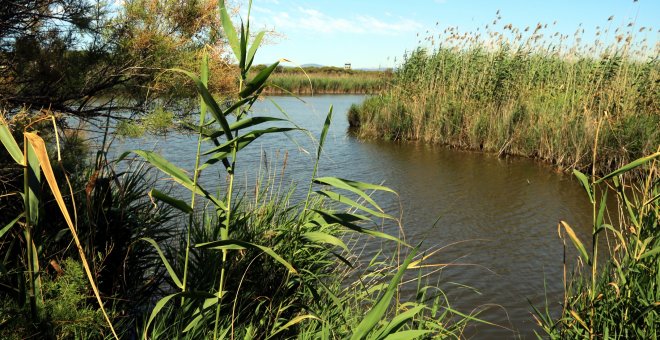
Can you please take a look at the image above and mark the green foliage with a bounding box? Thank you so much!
[42,259,107,339]
[249,65,391,94]
[115,106,177,138]
[128,2,479,339]
[534,153,660,338]
[0,259,107,339]
[352,20,660,174]
[116,120,146,138]
[1,0,236,117]
[266,72,390,95]
[2,3,485,339]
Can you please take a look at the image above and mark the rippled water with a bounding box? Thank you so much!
[108,95,594,339]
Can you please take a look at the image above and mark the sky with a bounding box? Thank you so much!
[241,0,659,69]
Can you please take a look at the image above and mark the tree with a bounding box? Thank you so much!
[0,0,235,118]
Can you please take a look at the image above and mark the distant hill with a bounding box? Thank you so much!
[300,63,324,68]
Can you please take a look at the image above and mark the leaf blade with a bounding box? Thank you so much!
[0,117,23,164]
[149,189,193,214]
[596,152,660,184]
[350,247,419,340]
[196,239,296,274]
[141,237,183,288]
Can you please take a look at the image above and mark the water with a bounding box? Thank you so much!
[108,95,594,339]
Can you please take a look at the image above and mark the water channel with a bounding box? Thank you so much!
[110,95,594,339]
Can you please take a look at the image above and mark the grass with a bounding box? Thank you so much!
[534,151,660,338]
[251,65,392,94]
[0,2,485,338]
[3,3,657,339]
[349,17,659,174]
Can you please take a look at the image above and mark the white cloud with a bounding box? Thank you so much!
[264,7,422,36]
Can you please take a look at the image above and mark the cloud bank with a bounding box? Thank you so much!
[254,6,422,36]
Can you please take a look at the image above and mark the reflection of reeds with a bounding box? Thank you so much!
[352,15,659,174]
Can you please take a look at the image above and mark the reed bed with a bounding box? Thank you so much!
[251,66,391,94]
[267,72,390,94]
[535,151,660,338]
[350,17,660,173]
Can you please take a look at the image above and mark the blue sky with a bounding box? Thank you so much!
[243,0,659,68]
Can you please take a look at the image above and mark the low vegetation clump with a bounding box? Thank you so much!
[349,16,659,174]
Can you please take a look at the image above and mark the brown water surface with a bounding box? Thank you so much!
[110,95,594,339]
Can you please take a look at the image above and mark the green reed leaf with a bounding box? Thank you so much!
[172,68,233,141]
[200,52,209,123]
[312,209,407,246]
[572,169,594,203]
[559,221,590,265]
[196,239,296,274]
[26,141,40,226]
[202,127,296,156]
[141,237,183,288]
[208,116,287,138]
[596,152,660,184]
[246,31,265,70]
[596,190,607,230]
[303,231,348,252]
[314,177,395,213]
[374,305,426,338]
[639,246,660,260]
[240,61,279,98]
[382,330,434,340]
[269,315,319,339]
[0,117,23,164]
[125,150,226,210]
[316,190,394,219]
[239,21,247,72]
[149,189,193,214]
[220,1,240,61]
[143,293,178,340]
[318,106,332,160]
[0,213,23,238]
[142,291,214,339]
[350,247,419,340]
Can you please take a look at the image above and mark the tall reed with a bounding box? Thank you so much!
[265,70,390,95]
[125,1,481,338]
[350,16,659,174]
[0,114,119,338]
[534,149,660,338]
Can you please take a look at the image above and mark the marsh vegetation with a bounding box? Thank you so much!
[0,1,658,339]
[349,17,659,174]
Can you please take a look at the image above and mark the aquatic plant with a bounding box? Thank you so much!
[534,144,660,338]
[123,1,479,338]
[351,14,659,174]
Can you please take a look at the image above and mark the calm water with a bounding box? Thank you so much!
[108,95,594,339]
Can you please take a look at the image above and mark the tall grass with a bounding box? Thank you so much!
[534,150,660,338]
[0,113,119,338]
[265,69,391,95]
[120,2,481,338]
[350,17,659,173]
